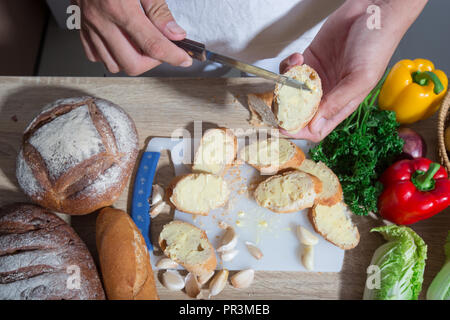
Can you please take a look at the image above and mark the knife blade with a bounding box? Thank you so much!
[173,38,311,91]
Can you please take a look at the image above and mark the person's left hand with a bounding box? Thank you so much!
[279,0,426,142]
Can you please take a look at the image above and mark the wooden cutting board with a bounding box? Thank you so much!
[0,76,448,299]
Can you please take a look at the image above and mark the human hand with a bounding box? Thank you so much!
[73,0,192,75]
[279,0,428,142]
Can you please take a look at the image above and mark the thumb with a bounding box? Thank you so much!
[141,0,186,40]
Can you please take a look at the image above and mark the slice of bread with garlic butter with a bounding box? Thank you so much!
[297,159,343,206]
[254,170,322,213]
[192,128,237,176]
[239,137,305,174]
[310,202,360,250]
[158,220,216,276]
[247,65,322,132]
[168,173,230,216]
[274,65,322,132]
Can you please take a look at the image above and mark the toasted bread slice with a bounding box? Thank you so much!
[239,137,305,174]
[192,128,237,176]
[297,159,343,206]
[158,220,217,276]
[168,173,230,216]
[254,170,322,213]
[247,91,276,127]
[274,65,322,132]
[310,202,360,250]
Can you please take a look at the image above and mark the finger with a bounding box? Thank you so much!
[141,0,186,40]
[88,29,120,73]
[123,10,192,67]
[97,23,162,76]
[80,28,98,62]
[279,53,304,74]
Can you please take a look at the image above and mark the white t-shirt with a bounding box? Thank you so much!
[148,0,344,76]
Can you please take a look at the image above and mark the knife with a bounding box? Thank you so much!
[173,38,311,91]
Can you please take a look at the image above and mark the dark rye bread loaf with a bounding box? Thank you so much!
[0,203,105,300]
[16,96,138,215]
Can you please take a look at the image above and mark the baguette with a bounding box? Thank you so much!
[239,137,305,174]
[309,202,360,250]
[192,128,237,176]
[254,170,322,213]
[297,159,343,206]
[158,220,217,277]
[247,65,322,132]
[168,173,230,216]
[96,207,159,300]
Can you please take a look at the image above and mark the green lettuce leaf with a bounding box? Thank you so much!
[363,225,427,300]
[426,231,450,300]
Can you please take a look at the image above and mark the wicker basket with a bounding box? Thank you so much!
[438,90,450,173]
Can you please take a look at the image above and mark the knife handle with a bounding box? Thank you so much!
[131,151,160,251]
[173,38,207,62]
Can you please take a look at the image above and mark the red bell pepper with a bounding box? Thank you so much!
[378,157,450,225]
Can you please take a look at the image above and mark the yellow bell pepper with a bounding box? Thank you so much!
[379,59,448,124]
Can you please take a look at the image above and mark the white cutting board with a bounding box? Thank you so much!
[149,138,344,272]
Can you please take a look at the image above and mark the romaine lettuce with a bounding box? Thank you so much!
[363,225,427,300]
[426,231,450,300]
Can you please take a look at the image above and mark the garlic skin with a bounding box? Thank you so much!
[209,269,229,298]
[197,270,215,286]
[151,184,165,206]
[230,269,254,289]
[185,272,201,298]
[296,226,319,246]
[162,270,185,291]
[220,249,239,262]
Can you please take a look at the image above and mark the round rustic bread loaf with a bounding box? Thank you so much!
[16,97,139,215]
[0,203,105,300]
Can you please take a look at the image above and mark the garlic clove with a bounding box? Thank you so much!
[185,272,201,298]
[302,245,314,271]
[151,184,165,206]
[230,269,254,289]
[296,226,319,246]
[245,241,263,260]
[220,249,239,262]
[217,226,238,253]
[150,201,168,218]
[162,270,185,291]
[197,270,215,286]
[156,257,179,269]
[209,269,229,298]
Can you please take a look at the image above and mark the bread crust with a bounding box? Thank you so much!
[16,97,139,215]
[192,127,238,176]
[247,91,275,127]
[96,207,159,300]
[0,203,105,300]
[254,171,322,213]
[309,204,360,250]
[167,173,229,216]
[297,159,343,206]
[273,65,322,132]
[158,220,217,277]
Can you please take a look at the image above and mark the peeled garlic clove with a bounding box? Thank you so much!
[220,249,239,262]
[302,245,314,271]
[156,257,179,269]
[296,226,319,246]
[217,226,238,252]
[245,241,263,260]
[162,270,185,291]
[197,270,215,286]
[230,269,254,289]
[209,269,229,297]
[150,201,167,218]
[151,184,165,206]
[185,272,201,298]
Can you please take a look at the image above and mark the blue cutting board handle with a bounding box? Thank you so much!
[131,151,161,251]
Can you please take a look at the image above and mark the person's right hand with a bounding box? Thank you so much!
[73,0,193,75]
